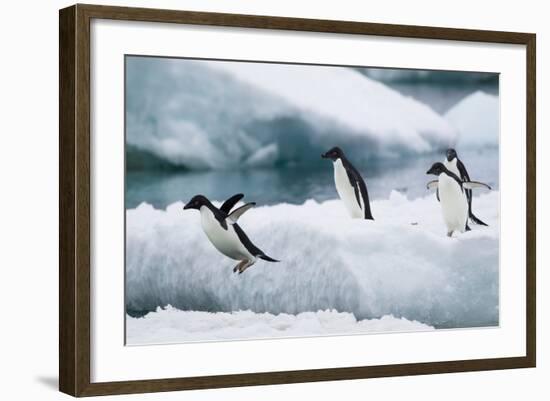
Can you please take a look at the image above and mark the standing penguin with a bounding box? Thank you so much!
[426,162,491,237]
[183,193,278,274]
[322,146,374,220]
[444,148,488,226]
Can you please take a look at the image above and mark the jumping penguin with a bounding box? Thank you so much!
[321,146,374,220]
[426,162,491,237]
[183,193,278,274]
[444,148,489,226]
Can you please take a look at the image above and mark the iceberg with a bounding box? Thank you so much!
[444,91,499,148]
[126,57,457,170]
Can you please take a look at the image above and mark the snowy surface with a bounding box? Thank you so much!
[126,58,457,169]
[127,307,433,344]
[445,91,499,148]
[126,190,499,341]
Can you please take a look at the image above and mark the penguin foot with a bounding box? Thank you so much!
[238,260,254,274]
[233,260,254,274]
[233,260,246,273]
[447,231,454,237]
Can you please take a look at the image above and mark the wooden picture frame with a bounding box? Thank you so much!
[59,3,536,397]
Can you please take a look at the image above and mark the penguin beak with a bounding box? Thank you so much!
[321,152,329,159]
[183,203,192,210]
[426,168,434,175]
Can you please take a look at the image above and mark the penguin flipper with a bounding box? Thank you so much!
[426,180,439,201]
[456,159,490,225]
[228,202,256,223]
[345,162,373,220]
[426,180,439,190]
[463,181,492,190]
[358,179,374,220]
[220,193,244,214]
[353,183,362,209]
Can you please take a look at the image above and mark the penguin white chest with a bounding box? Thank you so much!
[444,158,460,177]
[438,174,468,233]
[333,159,363,218]
[199,207,253,261]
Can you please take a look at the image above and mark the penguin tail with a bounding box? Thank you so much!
[259,254,279,263]
[469,212,489,226]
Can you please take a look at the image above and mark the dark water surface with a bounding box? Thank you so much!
[126,148,498,209]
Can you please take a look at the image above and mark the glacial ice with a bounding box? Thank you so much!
[126,57,457,169]
[444,91,499,148]
[126,191,499,330]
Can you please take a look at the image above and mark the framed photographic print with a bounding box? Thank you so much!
[59,4,536,397]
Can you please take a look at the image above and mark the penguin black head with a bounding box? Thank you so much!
[321,146,344,161]
[183,194,210,210]
[446,148,457,162]
[426,162,446,176]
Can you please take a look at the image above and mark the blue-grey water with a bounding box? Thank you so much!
[126,147,498,209]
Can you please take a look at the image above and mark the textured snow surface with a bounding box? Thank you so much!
[127,307,433,344]
[126,190,499,334]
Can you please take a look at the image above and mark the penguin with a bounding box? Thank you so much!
[426,162,491,237]
[183,193,278,274]
[321,146,374,220]
[444,148,489,226]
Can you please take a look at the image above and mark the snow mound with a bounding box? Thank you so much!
[126,57,456,169]
[126,307,433,344]
[444,91,499,148]
[126,191,499,329]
